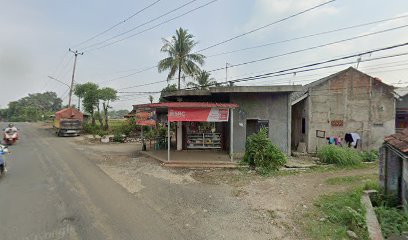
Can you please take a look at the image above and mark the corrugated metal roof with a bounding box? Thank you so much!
[133,102,239,109]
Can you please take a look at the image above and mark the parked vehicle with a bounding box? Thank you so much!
[0,145,9,177]
[3,124,19,145]
[53,107,84,137]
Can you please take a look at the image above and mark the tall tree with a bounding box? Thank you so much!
[74,83,99,126]
[159,84,177,102]
[158,28,205,90]
[148,95,154,103]
[99,87,118,130]
[2,92,62,122]
[187,70,218,90]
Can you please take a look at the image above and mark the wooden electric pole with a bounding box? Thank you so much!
[68,48,84,107]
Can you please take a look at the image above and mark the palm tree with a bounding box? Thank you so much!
[148,95,154,103]
[187,70,218,90]
[158,28,205,90]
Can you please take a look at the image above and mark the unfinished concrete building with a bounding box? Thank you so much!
[291,67,395,153]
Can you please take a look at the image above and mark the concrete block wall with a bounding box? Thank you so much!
[306,68,395,152]
[403,159,408,212]
[230,92,290,155]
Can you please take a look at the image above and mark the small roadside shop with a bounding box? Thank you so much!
[129,102,239,162]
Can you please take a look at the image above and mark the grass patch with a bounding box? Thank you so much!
[317,145,362,166]
[325,174,377,185]
[304,189,369,240]
[375,206,408,238]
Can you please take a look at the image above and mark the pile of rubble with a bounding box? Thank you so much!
[121,137,141,143]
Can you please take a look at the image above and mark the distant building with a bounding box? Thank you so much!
[381,129,408,211]
[291,67,395,153]
[395,87,408,132]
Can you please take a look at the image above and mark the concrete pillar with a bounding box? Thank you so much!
[177,122,182,151]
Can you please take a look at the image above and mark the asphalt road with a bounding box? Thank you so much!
[0,123,183,240]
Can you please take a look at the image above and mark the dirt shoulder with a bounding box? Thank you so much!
[69,136,377,240]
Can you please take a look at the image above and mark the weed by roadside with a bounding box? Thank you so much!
[242,129,286,175]
[325,174,377,185]
[303,188,370,240]
[317,145,362,166]
[359,150,378,162]
[375,206,408,238]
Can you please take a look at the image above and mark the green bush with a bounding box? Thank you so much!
[375,206,408,238]
[117,118,140,136]
[96,129,109,137]
[112,130,124,143]
[243,128,286,174]
[317,145,362,166]
[82,123,102,137]
[359,150,378,162]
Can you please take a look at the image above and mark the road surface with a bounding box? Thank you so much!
[0,123,183,240]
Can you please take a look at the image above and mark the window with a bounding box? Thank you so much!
[301,118,306,134]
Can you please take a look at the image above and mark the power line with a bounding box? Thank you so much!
[117,42,408,90]
[206,14,408,58]
[228,52,408,85]
[99,14,407,85]
[81,0,207,51]
[195,0,336,53]
[99,65,158,84]
[116,36,408,90]
[73,0,162,48]
[208,25,408,72]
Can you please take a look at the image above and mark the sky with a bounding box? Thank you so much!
[1,0,408,110]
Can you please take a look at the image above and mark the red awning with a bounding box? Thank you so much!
[133,102,239,109]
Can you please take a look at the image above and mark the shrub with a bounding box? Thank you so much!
[243,128,286,174]
[96,129,109,138]
[82,122,100,135]
[359,150,378,162]
[317,145,362,166]
[112,130,124,143]
[118,118,140,136]
[375,206,408,238]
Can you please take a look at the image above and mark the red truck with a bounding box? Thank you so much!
[53,108,84,137]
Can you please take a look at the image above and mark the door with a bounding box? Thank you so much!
[246,119,257,139]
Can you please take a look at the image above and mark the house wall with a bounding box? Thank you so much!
[386,149,402,193]
[403,158,408,212]
[306,69,395,152]
[230,92,290,156]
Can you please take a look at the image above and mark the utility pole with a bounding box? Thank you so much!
[68,48,84,107]
[225,62,229,84]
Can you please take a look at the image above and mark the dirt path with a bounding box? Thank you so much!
[69,137,377,240]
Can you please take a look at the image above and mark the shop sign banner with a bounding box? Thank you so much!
[168,108,229,122]
[135,107,156,126]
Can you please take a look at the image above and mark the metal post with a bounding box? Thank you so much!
[141,127,146,151]
[168,121,171,161]
[225,62,229,84]
[230,109,234,162]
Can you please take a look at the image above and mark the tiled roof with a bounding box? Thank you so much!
[384,128,408,153]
